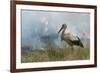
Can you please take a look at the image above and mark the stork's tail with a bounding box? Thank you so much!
[76,36,84,48]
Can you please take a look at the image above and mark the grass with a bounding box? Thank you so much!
[21,45,90,63]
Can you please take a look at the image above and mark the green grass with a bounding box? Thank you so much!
[21,47,90,63]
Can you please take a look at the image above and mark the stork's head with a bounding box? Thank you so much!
[58,24,67,33]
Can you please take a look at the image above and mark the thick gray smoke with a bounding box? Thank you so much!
[21,10,90,49]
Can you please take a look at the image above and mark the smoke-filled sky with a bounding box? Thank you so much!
[21,9,90,49]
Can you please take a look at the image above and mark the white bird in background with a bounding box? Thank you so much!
[58,24,84,50]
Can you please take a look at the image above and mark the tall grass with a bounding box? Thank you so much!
[21,43,90,63]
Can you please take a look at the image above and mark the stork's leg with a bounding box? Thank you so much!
[69,45,74,54]
[71,46,74,52]
[68,45,74,59]
[79,47,82,59]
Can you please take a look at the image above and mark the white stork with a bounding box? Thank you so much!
[58,24,84,50]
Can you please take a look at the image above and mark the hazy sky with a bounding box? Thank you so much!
[21,9,90,48]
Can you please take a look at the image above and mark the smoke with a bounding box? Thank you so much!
[21,10,90,49]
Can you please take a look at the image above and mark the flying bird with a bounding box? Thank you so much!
[58,24,84,50]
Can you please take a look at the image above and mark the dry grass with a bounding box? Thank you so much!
[21,46,90,63]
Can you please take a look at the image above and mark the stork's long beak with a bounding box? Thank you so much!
[58,26,63,33]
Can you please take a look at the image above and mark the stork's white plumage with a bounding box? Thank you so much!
[63,33,79,41]
[58,24,83,48]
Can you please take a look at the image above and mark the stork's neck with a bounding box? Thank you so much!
[61,28,66,40]
[62,28,66,35]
